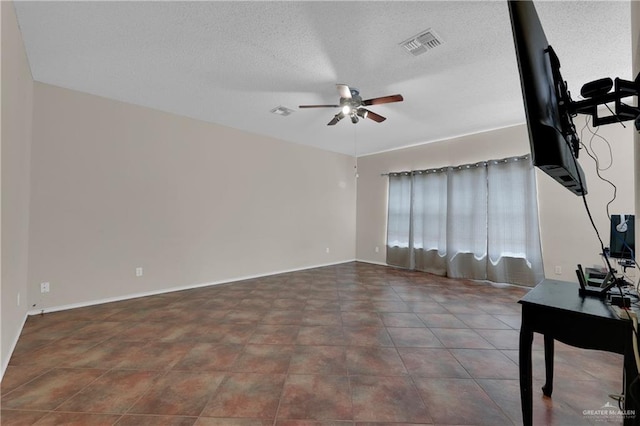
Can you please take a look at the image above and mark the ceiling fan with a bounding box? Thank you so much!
[299,84,404,125]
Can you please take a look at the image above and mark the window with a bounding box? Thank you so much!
[386,156,544,286]
[386,172,412,249]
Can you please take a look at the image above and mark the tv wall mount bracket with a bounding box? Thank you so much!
[571,76,640,129]
[547,45,640,132]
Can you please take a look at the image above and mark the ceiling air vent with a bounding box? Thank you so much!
[270,106,295,117]
[400,29,444,57]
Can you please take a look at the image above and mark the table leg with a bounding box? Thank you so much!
[542,335,554,397]
[520,321,534,426]
[623,339,638,426]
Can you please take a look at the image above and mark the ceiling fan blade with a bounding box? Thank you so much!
[363,109,386,123]
[299,104,340,108]
[362,94,404,106]
[336,84,352,99]
[327,112,345,126]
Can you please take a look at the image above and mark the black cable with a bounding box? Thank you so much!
[575,161,616,276]
[617,390,623,410]
[579,120,639,291]
[566,118,619,281]
[583,144,618,222]
[604,103,627,129]
[628,373,640,415]
[616,228,632,257]
[582,116,614,171]
[579,119,639,292]
[579,116,617,218]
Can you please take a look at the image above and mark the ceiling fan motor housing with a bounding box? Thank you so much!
[341,93,362,107]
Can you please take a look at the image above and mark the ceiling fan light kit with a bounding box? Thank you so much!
[357,109,368,119]
[299,84,403,126]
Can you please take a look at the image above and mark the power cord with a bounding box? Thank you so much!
[579,116,617,219]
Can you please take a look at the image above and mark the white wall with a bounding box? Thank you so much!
[27,83,356,311]
[537,115,634,279]
[1,1,34,375]
[356,121,634,282]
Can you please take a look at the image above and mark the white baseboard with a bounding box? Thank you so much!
[27,258,358,316]
[1,310,29,380]
[355,258,389,267]
[2,259,355,382]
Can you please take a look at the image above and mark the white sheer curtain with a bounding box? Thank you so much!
[386,172,412,268]
[412,170,448,275]
[487,158,544,285]
[446,164,488,280]
[385,155,544,287]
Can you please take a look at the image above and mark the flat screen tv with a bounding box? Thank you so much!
[508,0,587,196]
[609,214,635,260]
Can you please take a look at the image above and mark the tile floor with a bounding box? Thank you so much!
[1,262,625,425]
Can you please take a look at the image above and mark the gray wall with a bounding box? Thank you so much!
[1,1,34,375]
[27,83,356,311]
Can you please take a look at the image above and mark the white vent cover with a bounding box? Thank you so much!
[400,29,444,56]
[270,106,295,116]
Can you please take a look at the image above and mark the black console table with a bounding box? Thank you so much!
[519,279,638,425]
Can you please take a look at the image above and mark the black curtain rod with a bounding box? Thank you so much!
[380,154,530,176]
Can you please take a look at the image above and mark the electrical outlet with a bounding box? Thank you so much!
[136,267,143,277]
[375,246,380,253]
[554,266,562,275]
[325,248,330,253]
[40,282,50,293]
[17,292,20,307]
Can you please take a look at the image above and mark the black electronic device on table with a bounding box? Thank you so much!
[609,214,635,261]
[573,216,636,297]
[576,264,615,298]
[585,267,607,280]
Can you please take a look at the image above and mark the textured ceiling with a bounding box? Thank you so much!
[14,1,632,156]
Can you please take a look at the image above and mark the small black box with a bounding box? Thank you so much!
[611,295,631,308]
